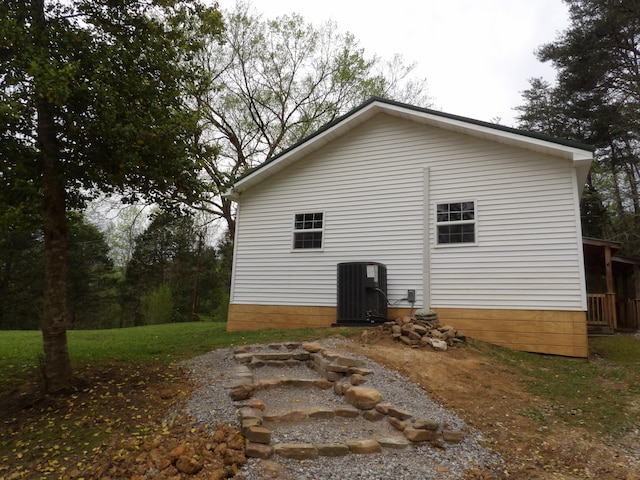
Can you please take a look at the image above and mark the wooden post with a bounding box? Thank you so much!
[634,264,640,329]
[604,245,617,330]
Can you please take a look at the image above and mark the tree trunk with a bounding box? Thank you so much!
[41,166,71,391]
[221,196,235,240]
[191,232,203,321]
[32,0,72,391]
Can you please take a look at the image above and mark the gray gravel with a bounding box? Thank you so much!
[179,338,504,479]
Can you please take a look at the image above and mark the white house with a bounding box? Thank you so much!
[224,97,594,357]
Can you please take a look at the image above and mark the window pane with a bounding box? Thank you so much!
[437,224,475,244]
[294,231,322,249]
[294,212,323,230]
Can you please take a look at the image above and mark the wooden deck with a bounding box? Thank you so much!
[587,293,616,329]
[587,294,640,332]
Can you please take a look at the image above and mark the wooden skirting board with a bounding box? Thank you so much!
[227,304,588,358]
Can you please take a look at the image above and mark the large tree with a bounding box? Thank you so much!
[0,0,222,391]
[193,2,431,238]
[516,0,640,250]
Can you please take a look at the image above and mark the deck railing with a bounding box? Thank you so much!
[587,293,616,327]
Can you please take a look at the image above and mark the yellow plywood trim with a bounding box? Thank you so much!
[227,304,335,331]
[388,307,413,318]
[436,307,588,358]
[227,304,588,357]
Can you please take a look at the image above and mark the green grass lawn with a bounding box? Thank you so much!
[478,334,640,435]
[0,322,356,388]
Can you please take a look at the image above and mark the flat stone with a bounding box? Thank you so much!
[316,443,350,457]
[348,367,374,376]
[263,414,280,422]
[413,324,429,335]
[334,407,360,418]
[283,378,315,388]
[313,379,333,390]
[387,406,412,421]
[248,397,266,411]
[376,436,410,450]
[230,384,255,401]
[399,335,417,346]
[345,386,382,410]
[400,325,414,336]
[265,360,286,367]
[268,343,282,350]
[232,365,252,375]
[362,409,385,422]
[245,441,273,459]
[325,371,344,382]
[350,374,367,386]
[404,427,439,442]
[255,379,283,389]
[442,430,464,443]
[241,418,261,435]
[284,342,301,350]
[335,355,364,367]
[231,377,253,387]
[234,353,253,363]
[292,352,310,361]
[325,364,350,373]
[254,353,292,361]
[321,351,340,360]
[302,342,325,353]
[280,410,307,422]
[346,438,382,454]
[308,407,335,419]
[375,403,391,415]
[408,330,423,341]
[244,426,271,444]
[238,407,263,421]
[234,346,252,354]
[274,443,318,460]
[413,419,440,431]
[388,417,407,431]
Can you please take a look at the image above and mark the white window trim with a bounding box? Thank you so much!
[291,211,325,251]
[434,200,478,247]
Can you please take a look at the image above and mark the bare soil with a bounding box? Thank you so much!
[1,332,639,479]
[340,329,639,480]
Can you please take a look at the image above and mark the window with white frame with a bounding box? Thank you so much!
[293,212,324,249]
[436,201,476,244]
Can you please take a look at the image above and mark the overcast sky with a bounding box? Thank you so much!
[217,0,570,127]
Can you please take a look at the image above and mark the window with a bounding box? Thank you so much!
[436,201,476,245]
[293,212,323,249]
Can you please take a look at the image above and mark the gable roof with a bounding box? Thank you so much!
[224,97,594,200]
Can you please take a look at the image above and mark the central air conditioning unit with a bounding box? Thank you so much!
[336,262,387,325]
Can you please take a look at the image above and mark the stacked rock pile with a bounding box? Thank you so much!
[382,315,466,350]
[229,342,465,460]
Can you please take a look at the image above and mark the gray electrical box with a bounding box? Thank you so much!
[336,262,387,324]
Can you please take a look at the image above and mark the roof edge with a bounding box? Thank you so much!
[224,97,595,199]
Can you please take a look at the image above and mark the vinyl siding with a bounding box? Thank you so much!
[231,112,585,311]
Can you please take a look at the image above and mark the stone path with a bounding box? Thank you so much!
[228,341,465,460]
